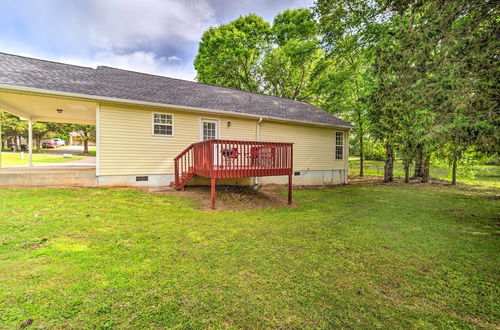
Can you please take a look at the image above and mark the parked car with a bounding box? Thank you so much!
[42,140,58,148]
[42,138,66,148]
[53,138,66,146]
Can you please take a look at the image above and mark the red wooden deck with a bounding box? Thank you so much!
[173,139,293,209]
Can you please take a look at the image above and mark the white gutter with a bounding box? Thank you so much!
[0,84,353,130]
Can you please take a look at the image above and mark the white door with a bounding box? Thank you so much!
[201,119,218,141]
[201,119,219,166]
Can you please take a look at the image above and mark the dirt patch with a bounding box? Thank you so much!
[161,185,296,211]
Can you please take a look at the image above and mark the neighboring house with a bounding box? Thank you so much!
[0,52,352,188]
[69,131,95,146]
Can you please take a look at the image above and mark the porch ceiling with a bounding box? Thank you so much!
[0,90,96,124]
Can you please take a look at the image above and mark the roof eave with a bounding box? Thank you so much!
[0,84,353,129]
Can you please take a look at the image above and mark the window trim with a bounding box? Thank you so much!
[152,112,174,137]
[199,118,220,141]
[335,131,344,160]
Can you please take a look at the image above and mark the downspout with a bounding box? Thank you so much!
[253,117,264,188]
[256,117,263,140]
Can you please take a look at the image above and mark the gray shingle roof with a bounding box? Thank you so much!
[0,52,352,127]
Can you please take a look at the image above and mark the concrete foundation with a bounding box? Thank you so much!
[0,167,97,187]
[96,170,346,188]
[97,174,174,187]
[0,168,346,188]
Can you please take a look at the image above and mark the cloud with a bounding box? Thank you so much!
[60,50,197,81]
[83,0,216,50]
[0,0,313,81]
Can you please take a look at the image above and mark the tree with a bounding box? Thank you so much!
[261,9,323,101]
[195,9,325,102]
[32,122,51,152]
[381,0,499,184]
[0,112,27,150]
[314,0,387,177]
[194,14,270,92]
[60,124,96,154]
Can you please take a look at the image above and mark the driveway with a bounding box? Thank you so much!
[43,146,95,155]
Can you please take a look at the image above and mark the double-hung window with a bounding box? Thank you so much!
[153,113,173,136]
[335,131,344,160]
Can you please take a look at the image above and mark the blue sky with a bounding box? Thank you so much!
[0,0,313,81]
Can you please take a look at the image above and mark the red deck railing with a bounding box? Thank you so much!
[173,139,293,209]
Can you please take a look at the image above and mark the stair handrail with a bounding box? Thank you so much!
[173,143,195,189]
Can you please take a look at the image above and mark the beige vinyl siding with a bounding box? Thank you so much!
[259,121,346,171]
[98,103,257,175]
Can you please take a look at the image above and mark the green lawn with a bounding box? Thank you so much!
[0,153,83,167]
[82,149,96,157]
[349,159,500,187]
[0,185,498,328]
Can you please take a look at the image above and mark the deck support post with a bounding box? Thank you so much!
[288,174,292,205]
[210,178,216,210]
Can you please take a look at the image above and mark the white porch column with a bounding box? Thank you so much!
[28,119,33,167]
[0,111,2,168]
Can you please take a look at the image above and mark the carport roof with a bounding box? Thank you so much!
[0,52,352,128]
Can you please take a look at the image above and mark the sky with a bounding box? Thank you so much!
[0,0,314,81]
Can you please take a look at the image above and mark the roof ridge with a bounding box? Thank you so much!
[0,52,95,70]
[96,65,318,106]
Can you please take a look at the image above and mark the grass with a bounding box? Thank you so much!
[350,159,500,187]
[0,153,83,167]
[0,185,498,328]
[81,149,96,157]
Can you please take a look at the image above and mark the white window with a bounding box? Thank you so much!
[335,131,344,160]
[153,113,173,136]
[201,119,218,141]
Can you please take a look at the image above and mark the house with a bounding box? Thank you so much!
[69,131,95,146]
[0,53,352,197]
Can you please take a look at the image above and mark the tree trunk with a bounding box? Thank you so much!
[359,133,364,177]
[451,152,458,185]
[83,129,90,154]
[422,155,430,183]
[413,145,424,178]
[384,143,394,182]
[11,138,17,152]
[404,161,410,183]
[36,139,41,152]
